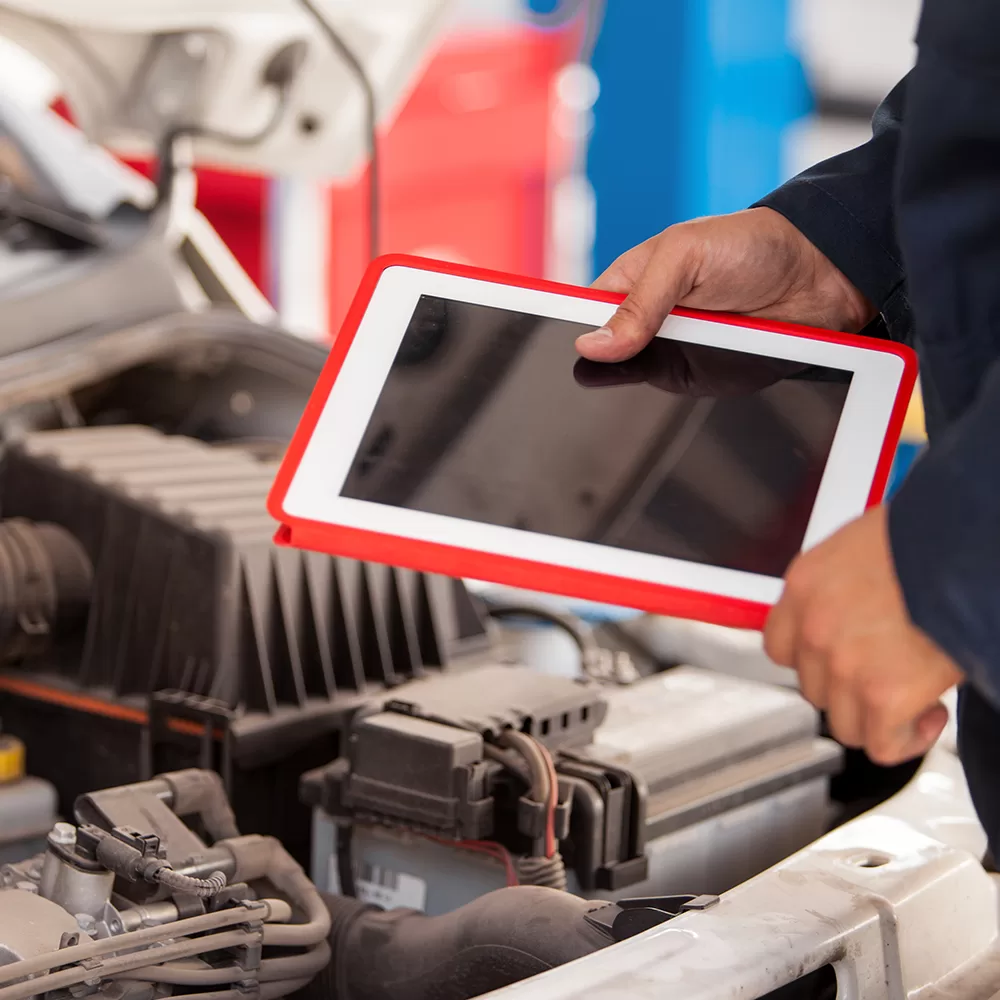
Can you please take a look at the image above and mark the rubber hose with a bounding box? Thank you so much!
[261,978,313,1000]
[0,519,91,661]
[258,941,331,983]
[162,770,241,841]
[299,886,611,1000]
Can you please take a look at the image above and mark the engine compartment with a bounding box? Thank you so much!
[0,94,962,1000]
[0,325,856,1000]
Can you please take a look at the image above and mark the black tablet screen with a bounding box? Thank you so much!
[341,295,853,578]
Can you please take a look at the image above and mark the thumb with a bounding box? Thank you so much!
[915,701,950,747]
[894,701,950,762]
[577,231,700,362]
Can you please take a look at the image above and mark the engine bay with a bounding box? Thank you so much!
[0,80,978,1000]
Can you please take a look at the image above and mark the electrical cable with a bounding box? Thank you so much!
[486,601,638,684]
[155,40,307,208]
[426,835,519,888]
[496,729,558,859]
[486,603,598,658]
[496,729,551,809]
[154,867,227,898]
[537,738,561,860]
[515,852,568,890]
[483,742,532,785]
[517,735,567,888]
[155,88,289,207]
[336,823,357,897]
[295,0,380,260]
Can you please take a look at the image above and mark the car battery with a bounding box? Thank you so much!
[307,666,842,914]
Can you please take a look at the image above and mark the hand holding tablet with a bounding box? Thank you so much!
[268,255,915,630]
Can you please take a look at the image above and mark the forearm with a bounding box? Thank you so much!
[754,79,911,342]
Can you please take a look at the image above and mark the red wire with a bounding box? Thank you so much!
[535,739,559,859]
[426,835,519,887]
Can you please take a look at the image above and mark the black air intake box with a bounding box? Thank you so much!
[0,426,493,862]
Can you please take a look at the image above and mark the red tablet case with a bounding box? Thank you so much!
[268,255,917,632]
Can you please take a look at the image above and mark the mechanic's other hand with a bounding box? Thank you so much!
[764,505,963,766]
[577,208,877,362]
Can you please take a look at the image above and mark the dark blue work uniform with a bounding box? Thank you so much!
[757,0,1000,854]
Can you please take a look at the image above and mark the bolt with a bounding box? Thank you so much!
[182,33,209,59]
[50,822,77,846]
[229,390,254,416]
[75,914,97,937]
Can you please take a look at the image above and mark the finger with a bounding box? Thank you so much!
[826,685,864,748]
[795,650,829,712]
[591,236,660,294]
[865,702,948,766]
[915,701,950,748]
[578,229,702,362]
[763,594,798,669]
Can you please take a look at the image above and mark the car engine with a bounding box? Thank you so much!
[0,768,333,1000]
[0,75,930,1000]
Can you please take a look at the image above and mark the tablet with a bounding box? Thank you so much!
[269,256,916,630]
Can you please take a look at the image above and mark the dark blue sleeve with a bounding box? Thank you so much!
[891,366,1000,707]
[754,80,912,343]
[888,0,1000,709]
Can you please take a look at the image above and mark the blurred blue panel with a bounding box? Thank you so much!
[885,441,926,500]
[587,0,812,274]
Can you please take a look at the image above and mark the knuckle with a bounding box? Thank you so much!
[827,648,857,684]
[595,268,630,294]
[863,680,900,715]
[799,611,834,655]
[612,296,650,331]
[783,557,814,598]
[866,738,903,767]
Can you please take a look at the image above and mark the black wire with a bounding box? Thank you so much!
[485,603,599,657]
[296,0,380,261]
[336,824,357,897]
[155,81,293,208]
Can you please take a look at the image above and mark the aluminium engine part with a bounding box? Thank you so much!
[304,664,843,915]
[0,768,330,1000]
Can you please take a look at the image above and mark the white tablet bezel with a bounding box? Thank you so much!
[281,264,907,606]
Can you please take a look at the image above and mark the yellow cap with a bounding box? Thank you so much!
[0,735,25,784]
[902,384,927,443]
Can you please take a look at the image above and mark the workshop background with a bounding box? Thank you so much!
[0,0,926,477]
[3,5,993,989]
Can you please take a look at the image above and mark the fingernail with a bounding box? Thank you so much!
[578,327,614,343]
